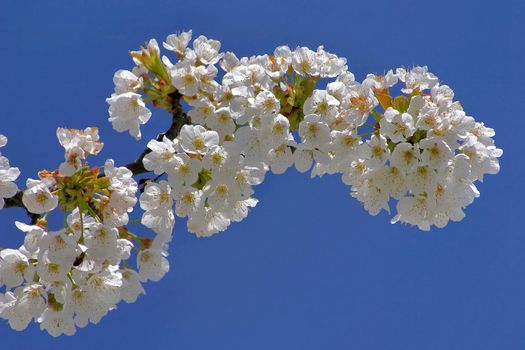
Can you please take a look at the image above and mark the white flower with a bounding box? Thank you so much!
[16,221,46,254]
[459,136,502,181]
[38,229,79,266]
[341,83,378,127]
[143,137,180,175]
[406,165,437,195]
[205,107,236,138]
[36,253,72,284]
[431,84,455,109]
[253,90,280,115]
[232,165,265,196]
[233,126,269,163]
[112,69,142,94]
[364,134,390,167]
[168,153,203,189]
[292,47,319,76]
[22,178,58,214]
[137,249,169,282]
[130,39,160,66]
[193,35,223,65]
[140,181,175,235]
[303,90,340,124]
[415,102,441,131]
[106,92,152,140]
[0,136,20,208]
[468,122,496,146]
[188,99,216,125]
[70,287,110,327]
[229,198,258,222]
[174,187,203,218]
[391,195,434,231]
[195,64,219,93]
[381,165,407,199]
[120,268,145,303]
[0,249,30,288]
[298,114,331,148]
[200,209,231,237]
[272,46,292,73]
[86,267,123,305]
[163,30,192,55]
[419,137,454,170]
[203,143,240,172]
[219,51,240,72]
[329,130,360,162]
[380,107,416,143]
[259,114,290,148]
[2,285,46,332]
[204,176,241,212]
[104,159,138,204]
[179,124,219,154]
[268,144,294,175]
[396,66,438,93]
[351,172,390,216]
[293,146,314,173]
[0,291,32,331]
[390,142,419,173]
[316,46,347,78]
[140,181,173,211]
[0,161,20,209]
[66,209,96,241]
[363,70,398,90]
[102,159,138,226]
[84,223,120,262]
[171,61,200,96]
[38,307,76,337]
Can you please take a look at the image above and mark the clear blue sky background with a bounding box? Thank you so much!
[0,0,523,349]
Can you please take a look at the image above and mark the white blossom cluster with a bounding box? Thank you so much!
[0,30,502,337]
[107,30,501,236]
[346,68,503,229]
[0,129,170,336]
[0,135,20,209]
[108,31,351,237]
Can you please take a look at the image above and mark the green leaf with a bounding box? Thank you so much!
[192,168,213,190]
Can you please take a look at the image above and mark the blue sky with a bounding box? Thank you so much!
[0,0,523,348]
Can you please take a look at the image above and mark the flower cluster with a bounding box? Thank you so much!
[0,30,502,337]
[0,128,170,336]
[0,135,20,209]
[346,68,502,229]
[107,31,351,236]
[107,30,501,236]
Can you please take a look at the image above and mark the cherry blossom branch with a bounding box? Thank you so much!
[0,30,502,337]
[2,92,189,221]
